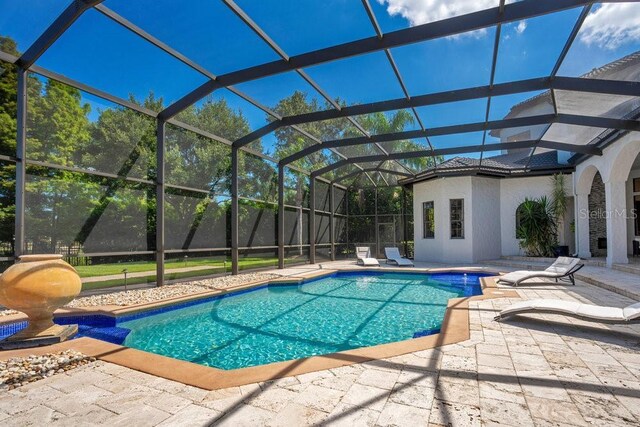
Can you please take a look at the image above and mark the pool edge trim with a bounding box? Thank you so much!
[0,269,518,390]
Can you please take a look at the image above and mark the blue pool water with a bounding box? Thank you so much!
[116,271,488,370]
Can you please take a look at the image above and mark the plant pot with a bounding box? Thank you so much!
[0,254,81,338]
[553,246,570,257]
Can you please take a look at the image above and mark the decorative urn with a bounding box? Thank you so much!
[0,254,81,345]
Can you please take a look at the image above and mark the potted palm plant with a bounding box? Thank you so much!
[517,196,558,257]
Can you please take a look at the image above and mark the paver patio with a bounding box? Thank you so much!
[0,262,638,426]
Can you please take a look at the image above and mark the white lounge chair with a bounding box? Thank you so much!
[494,298,640,324]
[384,247,414,267]
[356,247,379,266]
[496,257,584,287]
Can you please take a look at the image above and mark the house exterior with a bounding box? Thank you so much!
[408,52,640,266]
[410,155,575,263]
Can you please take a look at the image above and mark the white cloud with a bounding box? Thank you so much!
[515,20,527,34]
[579,3,640,50]
[376,0,496,27]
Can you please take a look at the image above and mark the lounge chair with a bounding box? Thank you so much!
[494,298,640,324]
[496,257,584,287]
[356,247,379,266]
[384,247,414,267]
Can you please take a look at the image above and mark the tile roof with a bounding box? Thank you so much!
[504,51,640,119]
[405,150,569,183]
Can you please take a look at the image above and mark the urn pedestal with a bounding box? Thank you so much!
[0,255,82,349]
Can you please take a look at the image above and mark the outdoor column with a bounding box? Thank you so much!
[309,176,316,264]
[156,119,166,286]
[14,68,27,257]
[345,189,349,257]
[231,147,239,275]
[330,183,335,261]
[604,179,628,267]
[401,186,408,257]
[277,164,285,269]
[374,188,379,259]
[575,192,591,259]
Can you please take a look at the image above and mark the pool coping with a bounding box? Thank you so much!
[0,267,518,390]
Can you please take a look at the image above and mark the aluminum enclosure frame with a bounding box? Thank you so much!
[5,0,640,280]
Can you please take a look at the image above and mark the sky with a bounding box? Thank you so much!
[0,0,639,157]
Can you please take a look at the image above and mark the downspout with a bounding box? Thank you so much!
[572,170,579,257]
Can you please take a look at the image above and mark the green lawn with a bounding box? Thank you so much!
[77,257,306,291]
[76,257,231,278]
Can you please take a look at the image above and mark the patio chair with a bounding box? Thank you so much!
[496,257,584,287]
[356,247,379,267]
[494,298,640,324]
[384,247,414,267]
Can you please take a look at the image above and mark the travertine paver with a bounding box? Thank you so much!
[1,271,640,426]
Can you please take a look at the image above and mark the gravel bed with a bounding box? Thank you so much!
[0,309,18,317]
[1,350,95,390]
[0,272,282,315]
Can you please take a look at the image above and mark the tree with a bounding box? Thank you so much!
[79,94,160,252]
[272,92,347,254]
[168,98,252,251]
[271,92,429,255]
[25,77,92,252]
[0,37,18,156]
[0,37,19,253]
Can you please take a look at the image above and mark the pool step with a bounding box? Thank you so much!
[612,262,640,276]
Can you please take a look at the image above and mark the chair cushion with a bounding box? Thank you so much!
[385,247,400,257]
[356,247,371,259]
[576,304,625,321]
[499,299,580,317]
[623,302,640,321]
[545,257,579,274]
[531,299,581,314]
[498,270,559,283]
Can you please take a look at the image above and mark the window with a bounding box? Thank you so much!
[450,199,464,239]
[423,201,434,238]
[634,178,640,236]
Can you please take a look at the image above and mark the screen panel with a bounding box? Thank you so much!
[238,198,277,248]
[0,160,15,266]
[105,0,280,75]
[164,190,229,251]
[0,0,71,56]
[392,27,496,96]
[27,72,158,180]
[165,124,231,194]
[25,168,153,254]
[37,8,208,108]
[0,58,17,157]
[558,3,640,79]
[314,212,330,244]
[494,8,582,83]
[233,0,375,55]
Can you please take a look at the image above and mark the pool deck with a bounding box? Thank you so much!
[1,261,639,426]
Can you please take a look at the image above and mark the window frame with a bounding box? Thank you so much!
[634,178,640,236]
[422,201,434,239]
[449,198,464,239]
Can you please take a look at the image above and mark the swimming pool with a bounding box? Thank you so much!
[114,271,488,370]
